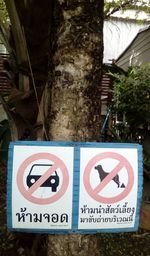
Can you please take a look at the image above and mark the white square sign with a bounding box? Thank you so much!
[9,143,74,231]
[78,147,138,230]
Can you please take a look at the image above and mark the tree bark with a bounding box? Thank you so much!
[48,1,104,255]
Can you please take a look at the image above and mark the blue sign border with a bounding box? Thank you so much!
[7,141,143,234]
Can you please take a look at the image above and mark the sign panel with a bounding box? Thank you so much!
[7,142,74,232]
[78,147,139,231]
[7,141,143,233]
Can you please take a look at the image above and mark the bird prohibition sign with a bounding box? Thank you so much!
[83,152,134,204]
[17,152,69,205]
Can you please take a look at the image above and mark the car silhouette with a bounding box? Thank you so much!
[26,164,59,192]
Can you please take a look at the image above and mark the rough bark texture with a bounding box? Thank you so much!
[48,1,104,255]
[47,234,102,256]
[49,0,103,142]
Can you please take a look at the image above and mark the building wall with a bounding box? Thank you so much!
[116,27,150,69]
[0,42,9,121]
[103,18,148,64]
[0,42,7,54]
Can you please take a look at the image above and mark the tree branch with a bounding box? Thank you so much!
[104,0,137,18]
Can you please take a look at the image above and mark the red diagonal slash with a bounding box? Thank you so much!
[83,151,134,204]
[94,161,123,194]
[27,163,58,195]
[17,152,69,205]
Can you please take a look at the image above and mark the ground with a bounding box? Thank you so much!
[0,162,150,256]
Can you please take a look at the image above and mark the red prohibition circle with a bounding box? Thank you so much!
[83,152,134,204]
[17,153,69,205]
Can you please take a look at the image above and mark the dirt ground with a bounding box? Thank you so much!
[0,162,150,256]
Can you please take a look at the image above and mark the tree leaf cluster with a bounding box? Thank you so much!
[0,0,8,24]
[104,0,150,18]
[112,64,150,128]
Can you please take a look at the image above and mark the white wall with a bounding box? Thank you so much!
[103,18,147,63]
[116,27,150,69]
[0,42,7,54]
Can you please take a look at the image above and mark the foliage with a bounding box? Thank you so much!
[109,64,150,177]
[0,0,8,24]
[112,64,150,129]
[0,0,50,141]
[143,134,150,177]
[0,0,150,22]
[0,0,10,53]
[104,0,150,18]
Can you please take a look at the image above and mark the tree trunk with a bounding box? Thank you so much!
[47,1,104,255]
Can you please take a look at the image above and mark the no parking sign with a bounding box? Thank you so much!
[7,141,143,233]
[7,141,74,232]
[17,153,69,205]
